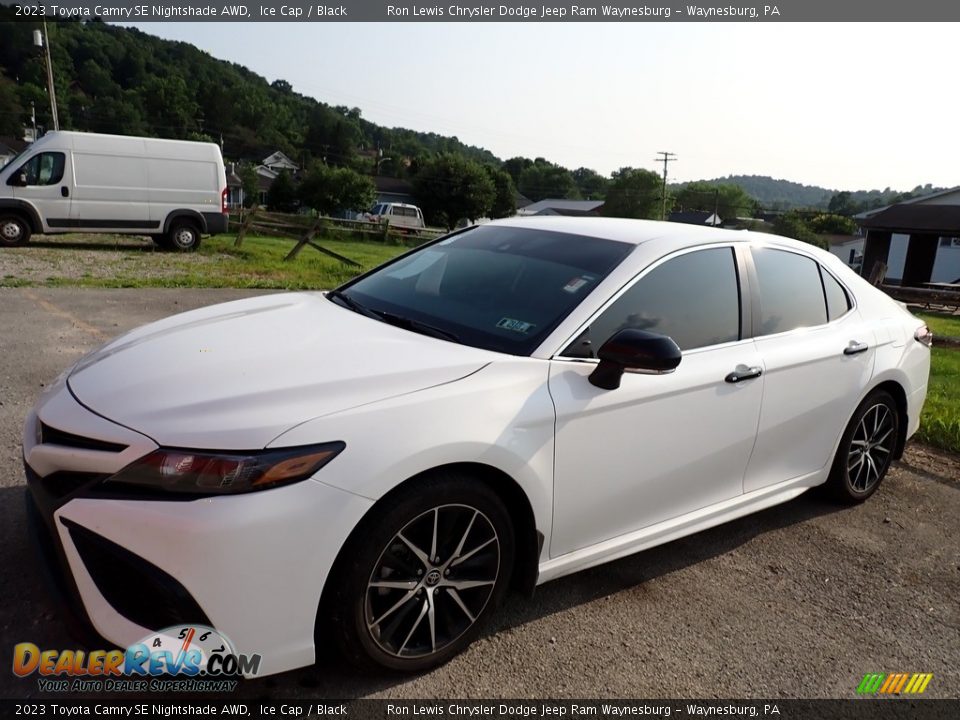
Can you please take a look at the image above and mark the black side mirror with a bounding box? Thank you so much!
[10,172,28,187]
[589,329,682,390]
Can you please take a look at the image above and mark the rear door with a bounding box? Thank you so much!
[743,245,874,492]
[9,150,71,230]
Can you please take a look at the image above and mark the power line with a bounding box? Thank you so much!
[654,151,677,220]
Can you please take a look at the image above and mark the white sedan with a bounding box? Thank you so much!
[23,217,931,675]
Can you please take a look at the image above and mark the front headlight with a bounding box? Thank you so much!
[105,442,345,495]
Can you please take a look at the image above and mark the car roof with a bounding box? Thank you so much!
[488,216,755,248]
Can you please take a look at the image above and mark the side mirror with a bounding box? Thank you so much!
[11,172,28,187]
[589,329,682,390]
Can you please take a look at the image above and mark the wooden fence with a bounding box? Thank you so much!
[230,207,445,263]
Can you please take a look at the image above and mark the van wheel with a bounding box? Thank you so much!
[150,234,168,249]
[166,221,200,252]
[0,214,31,246]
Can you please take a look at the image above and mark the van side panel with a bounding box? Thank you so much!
[71,151,155,228]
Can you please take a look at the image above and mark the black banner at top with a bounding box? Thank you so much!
[3,0,960,21]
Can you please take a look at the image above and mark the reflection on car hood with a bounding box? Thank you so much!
[67,292,495,449]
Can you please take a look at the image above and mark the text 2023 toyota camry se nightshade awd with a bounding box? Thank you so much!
[23,217,930,675]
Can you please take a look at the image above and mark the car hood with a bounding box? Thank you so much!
[67,292,496,449]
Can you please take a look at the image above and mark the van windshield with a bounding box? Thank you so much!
[0,148,29,174]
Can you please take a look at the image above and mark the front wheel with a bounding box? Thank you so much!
[0,214,31,246]
[826,390,900,503]
[328,474,514,672]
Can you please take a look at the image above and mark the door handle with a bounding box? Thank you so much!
[60,186,69,197]
[844,341,869,355]
[725,366,763,383]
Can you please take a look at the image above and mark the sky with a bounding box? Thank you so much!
[120,22,959,192]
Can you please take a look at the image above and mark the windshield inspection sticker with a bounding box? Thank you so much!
[563,276,591,294]
[497,318,536,334]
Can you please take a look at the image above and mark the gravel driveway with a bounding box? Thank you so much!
[1,288,957,700]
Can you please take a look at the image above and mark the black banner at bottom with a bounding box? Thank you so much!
[1,700,958,720]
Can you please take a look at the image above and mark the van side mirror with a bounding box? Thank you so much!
[10,172,28,187]
[588,329,682,390]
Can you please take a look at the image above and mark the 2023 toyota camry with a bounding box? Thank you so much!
[24,217,931,675]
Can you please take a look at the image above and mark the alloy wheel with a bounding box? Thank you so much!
[847,402,896,493]
[365,504,500,659]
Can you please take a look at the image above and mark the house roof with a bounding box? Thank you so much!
[859,204,960,234]
[518,199,605,216]
[668,210,722,226]
[261,151,298,170]
[374,176,415,194]
[854,186,960,221]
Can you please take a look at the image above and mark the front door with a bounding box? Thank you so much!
[549,246,763,557]
[10,150,71,230]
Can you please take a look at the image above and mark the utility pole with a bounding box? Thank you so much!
[33,15,59,131]
[655,151,677,220]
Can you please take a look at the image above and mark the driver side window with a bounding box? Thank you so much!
[562,246,742,357]
[12,152,65,186]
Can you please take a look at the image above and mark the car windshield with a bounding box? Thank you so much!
[333,224,634,355]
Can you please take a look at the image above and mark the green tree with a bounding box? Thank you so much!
[517,159,578,202]
[485,166,517,219]
[502,156,533,186]
[772,211,828,249]
[674,181,757,221]
[603,167,662,219]
[414,154,495,229]
[298,162,376,216]
[827,191,860,216]
[239,164,259,209]
[808,213,858,235]
[572,167,609,200]
[265,169,298,213]
[0,71,25,136]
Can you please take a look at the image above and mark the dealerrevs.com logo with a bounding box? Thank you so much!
[13,625,261,693]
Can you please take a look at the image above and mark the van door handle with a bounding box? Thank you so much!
[843,341,869,355]
[60,186,69,197]
[725,366,763,383]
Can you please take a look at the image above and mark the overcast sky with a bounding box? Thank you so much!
[121,22,958,192]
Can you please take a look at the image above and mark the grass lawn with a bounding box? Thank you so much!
[916,311,960,339]
[916,346,960,454]
[0,233,410,289]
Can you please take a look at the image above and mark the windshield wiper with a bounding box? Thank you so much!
[326,290,382,321]
[377,311,462,344]
[327,291,461,344]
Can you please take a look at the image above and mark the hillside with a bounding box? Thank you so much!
[0,13,946,208]
[0,13,498,171]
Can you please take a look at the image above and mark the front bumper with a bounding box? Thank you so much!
[24,386,374,677]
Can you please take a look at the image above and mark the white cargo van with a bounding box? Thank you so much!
[0,131,228,251]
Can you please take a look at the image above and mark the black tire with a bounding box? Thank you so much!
[826,390,900,504]
[0,213,31,246]
[326,473,514,672]
[165,221,201,252]
[150,234,169,249]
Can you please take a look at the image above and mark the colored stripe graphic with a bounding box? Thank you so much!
[858,673,933,694]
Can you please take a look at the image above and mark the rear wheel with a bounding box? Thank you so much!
[327,474,514,672]
[0,214,31,246]
[166,221,200,252]
[827,390,900,503]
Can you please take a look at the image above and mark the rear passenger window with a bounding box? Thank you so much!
[563,247,741,355]
[821,269,851,321]
[752,247,827,336]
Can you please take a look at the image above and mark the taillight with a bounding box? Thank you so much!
[914,325,933,347]
[221,187,228,213]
